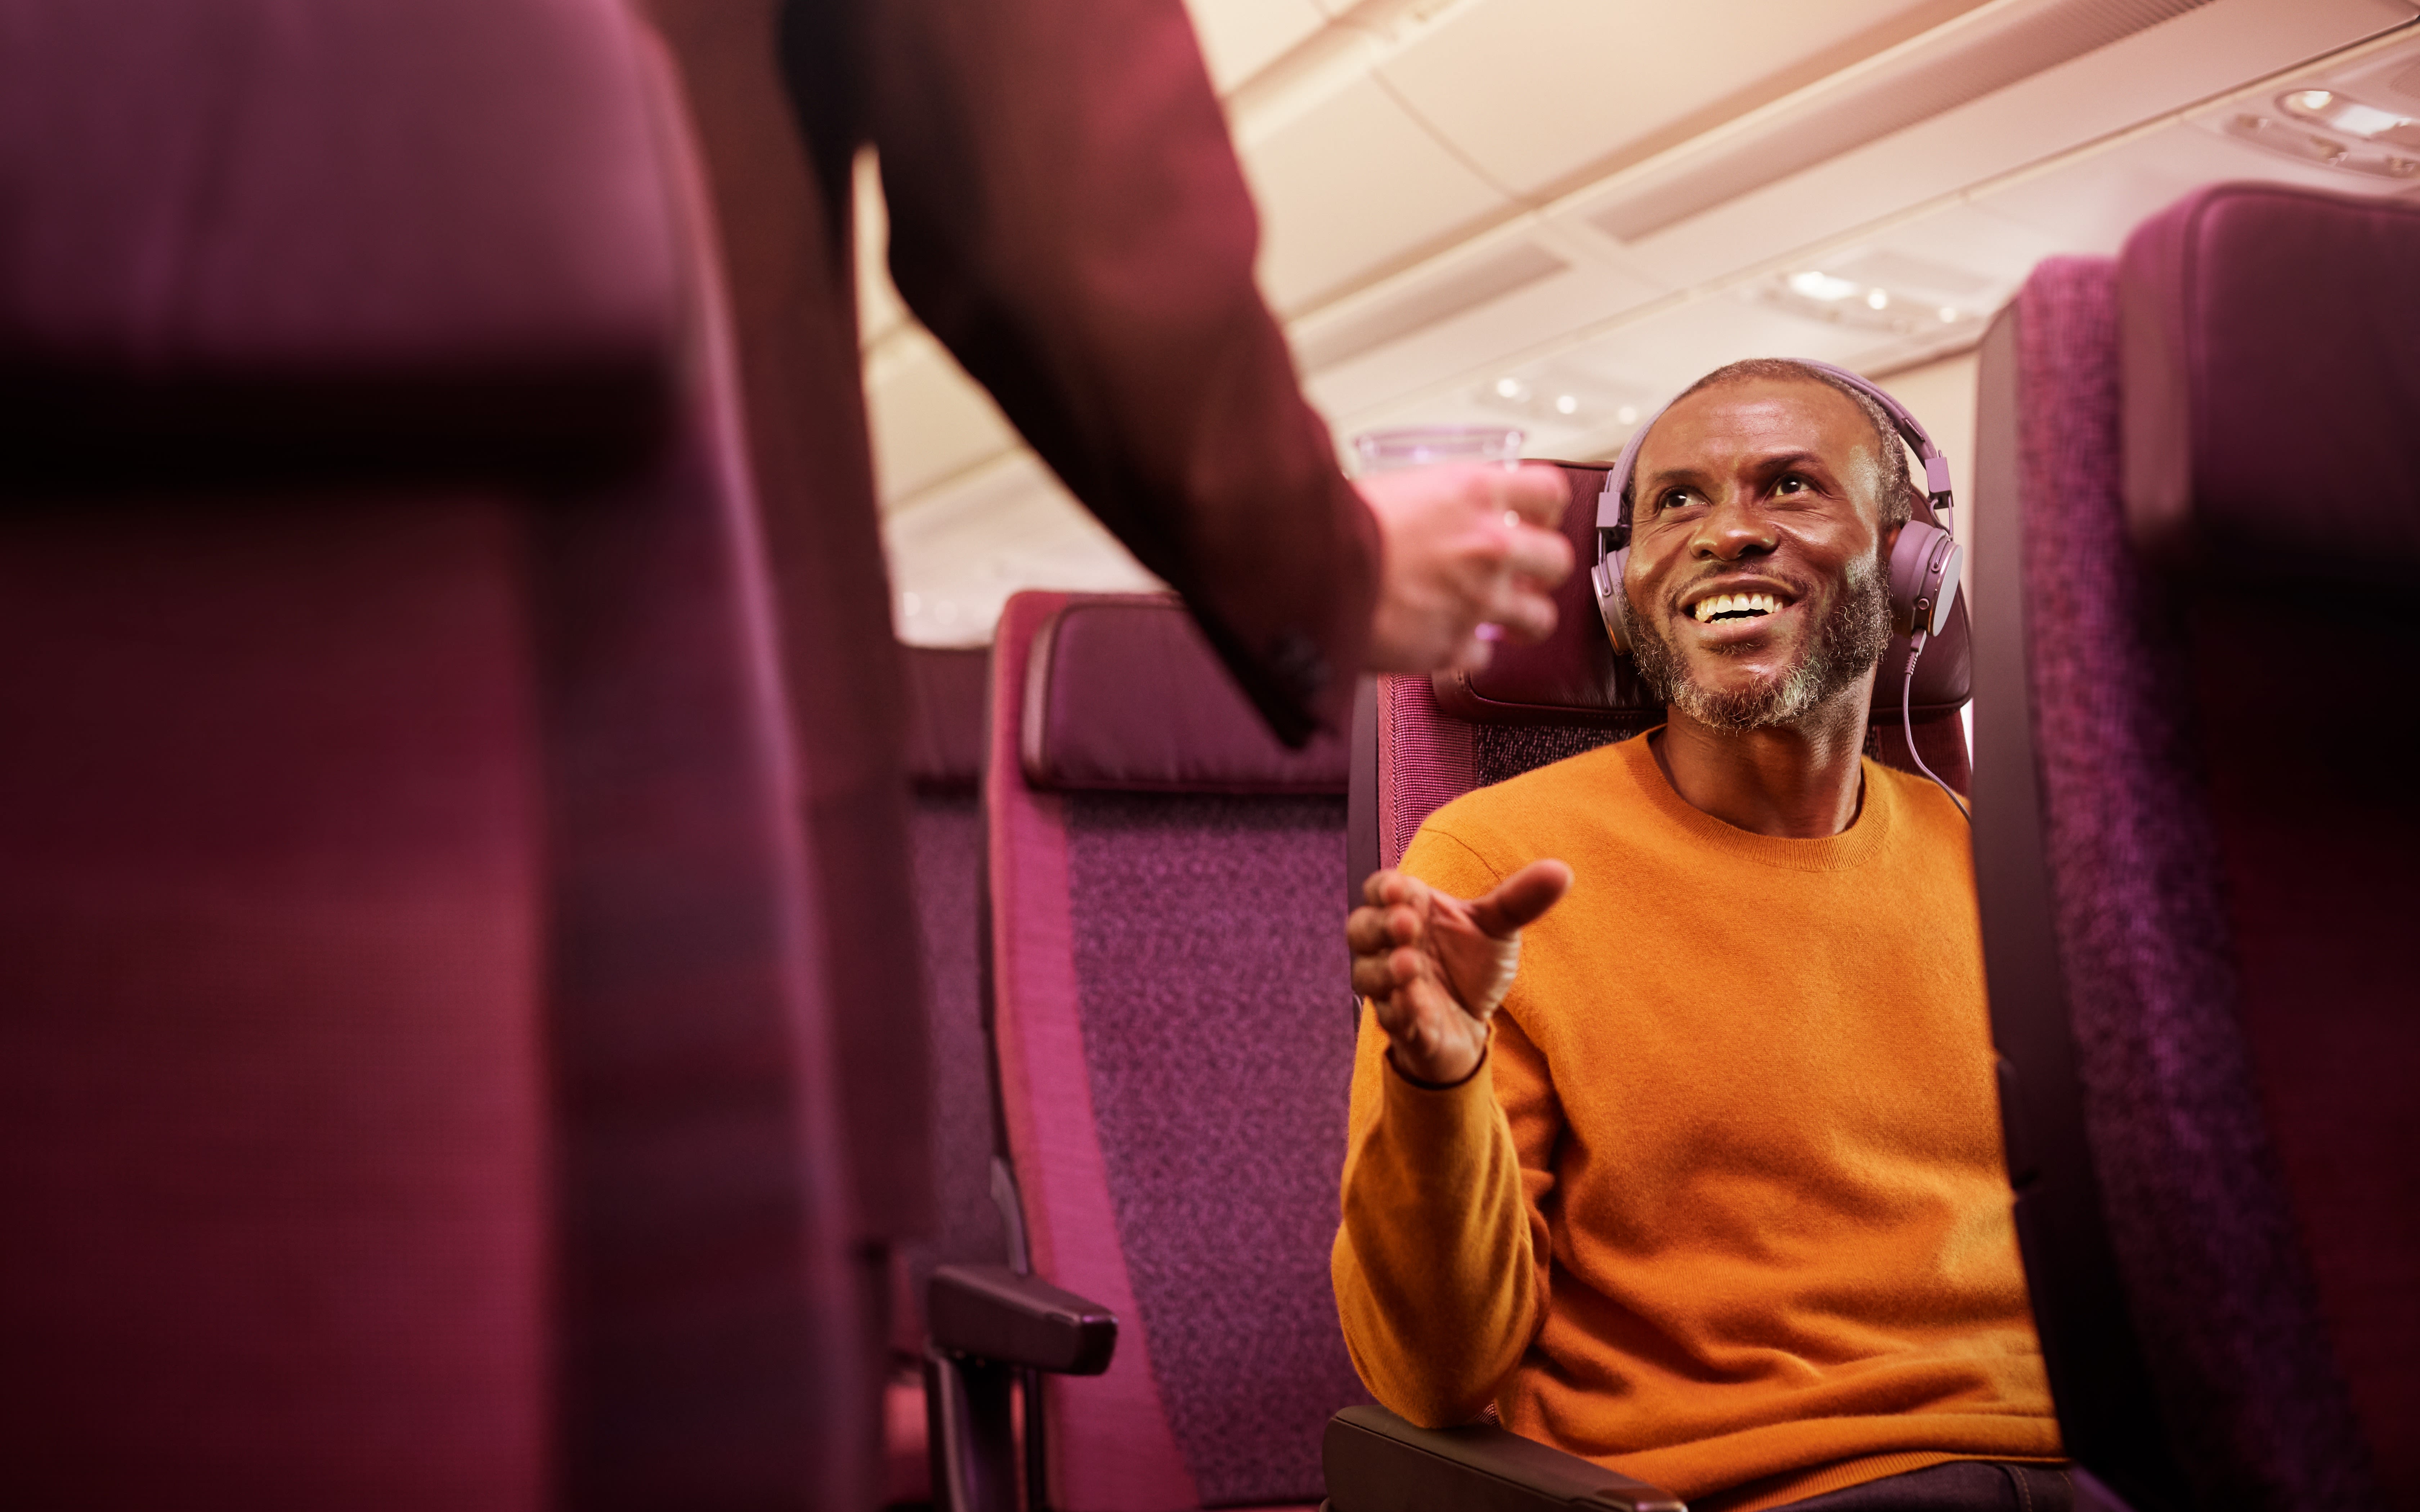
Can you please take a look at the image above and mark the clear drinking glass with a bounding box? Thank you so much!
[1350,424,1527,643]
[1349,423,1524,477]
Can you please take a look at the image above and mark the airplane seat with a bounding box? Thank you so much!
[0,1,869,1506]
[1352,459,1973,885]
[933,590,1368,1512]
[888,642,1009,1503]
[1969,180,2420,1512]
[1326,460,1972,1512]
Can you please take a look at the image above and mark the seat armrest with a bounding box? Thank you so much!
[1324,1404,1686,1512]
[928,1263,1116,1375]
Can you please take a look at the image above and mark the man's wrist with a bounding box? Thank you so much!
[1385,1041,1488,1091]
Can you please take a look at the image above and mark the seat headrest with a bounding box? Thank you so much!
[0,0,681,474]
[1021,596,1348,793]
[2121,182,2420,572]
[1433,462,1971,724]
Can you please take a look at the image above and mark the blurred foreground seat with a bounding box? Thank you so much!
[1971,181,2420,1512]
[0,1,868,1506]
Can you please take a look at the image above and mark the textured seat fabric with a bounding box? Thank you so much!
[0,3,865,1507]
[988,592,1368,1512]
[888,644,1009,1504]
[1969,181,2419,1512]
[1364,460,1973,872]
[902,644,1014,1326]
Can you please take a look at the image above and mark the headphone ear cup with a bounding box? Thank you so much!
[1593,546,1633,655]
[1886,520,1962,638]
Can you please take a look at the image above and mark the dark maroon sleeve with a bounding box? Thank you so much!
[854,0,1379,742]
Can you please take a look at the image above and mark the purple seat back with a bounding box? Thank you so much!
[0,5,865,1507]
[1971,181,2420,1512]
[988,592,1365,1511]
[1355,460,1973,882]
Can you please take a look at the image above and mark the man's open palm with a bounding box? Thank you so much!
[1348,860,1572,1086]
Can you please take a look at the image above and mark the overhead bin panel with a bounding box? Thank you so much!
[1299,240,1666,416]
[1583,0,2223,245]
[1375,0,1981,198]
[1237,76,1512,314]
[1565,0,2420,290]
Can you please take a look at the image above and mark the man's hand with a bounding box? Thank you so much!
[1348,860,1573,1086]
[1359,463,1574,675]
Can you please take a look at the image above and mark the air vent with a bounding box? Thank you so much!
[1591,0,2219,244]
[1293,242,1567,372]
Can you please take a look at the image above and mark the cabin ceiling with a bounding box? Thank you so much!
[873,0,2420,645]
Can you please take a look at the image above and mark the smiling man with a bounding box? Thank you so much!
[1330,360,2070,1512]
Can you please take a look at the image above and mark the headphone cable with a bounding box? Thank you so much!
[1900,630,1971,823]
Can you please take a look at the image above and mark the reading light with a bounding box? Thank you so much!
[2224,110,2420,177]
[1787,270,1860,301]
[2277,87,2420,147]
[1616,405,1640,426]
[1865,289,1890,310]
[1496,376,1525,399]
[1555,394,1579,415]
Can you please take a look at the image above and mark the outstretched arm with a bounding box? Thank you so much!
[1334,844,1572,1425]
[859,0,1568,739]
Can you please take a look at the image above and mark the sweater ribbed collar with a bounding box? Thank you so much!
[1610,729,1895,873]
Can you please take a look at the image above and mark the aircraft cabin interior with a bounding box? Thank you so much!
[0,1,2413,1511]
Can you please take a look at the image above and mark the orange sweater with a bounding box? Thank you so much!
[1331,733,2060,1508]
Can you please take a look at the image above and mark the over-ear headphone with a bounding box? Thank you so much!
[1584,360,1969,815]
[1588,360,1961,658]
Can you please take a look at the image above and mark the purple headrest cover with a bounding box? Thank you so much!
[1021,597,1348,793]
[0,0,680,458]
[2121,182,2420,571]
[1434,462,1972,724]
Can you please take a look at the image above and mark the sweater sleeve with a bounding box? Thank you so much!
[1331,826,1564,1427]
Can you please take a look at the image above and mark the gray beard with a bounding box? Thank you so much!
[1626,555,1892,732]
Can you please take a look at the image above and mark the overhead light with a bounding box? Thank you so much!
[1616,405,1640,426]
[2279,87,2420,146]
[2222,110,2420,178]
[1787,270,1860,301]
[1763,270,1982,338]
[1555,394,1579,415]
[1495,376,1526,399]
